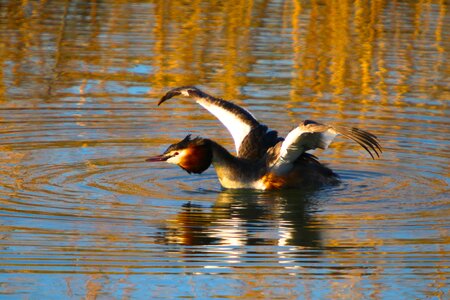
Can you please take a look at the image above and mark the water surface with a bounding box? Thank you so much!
[0,0,449,299]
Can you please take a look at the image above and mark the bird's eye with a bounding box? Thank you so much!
[173,152,179,156]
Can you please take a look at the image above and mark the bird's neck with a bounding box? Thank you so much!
[208,140,263,188]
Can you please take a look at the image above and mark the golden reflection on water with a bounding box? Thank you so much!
[1,0,447,104]
[0,0,449,299]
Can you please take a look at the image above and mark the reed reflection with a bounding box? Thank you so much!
[1,0,447,105]
[157,189,323,249]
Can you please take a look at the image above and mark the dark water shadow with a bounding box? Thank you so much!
[156,187,326,249]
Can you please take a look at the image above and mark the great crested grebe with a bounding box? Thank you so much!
[147,86,382,190]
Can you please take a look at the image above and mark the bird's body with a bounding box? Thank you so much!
[147,86,381,190]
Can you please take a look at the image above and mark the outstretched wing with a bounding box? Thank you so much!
[270,120,382,175]
[158,86,281,159]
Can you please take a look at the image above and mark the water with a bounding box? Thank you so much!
[0,0,449,298]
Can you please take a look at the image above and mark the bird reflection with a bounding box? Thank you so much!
[156,188,323,249]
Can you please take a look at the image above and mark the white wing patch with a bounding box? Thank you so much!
[317,129,338,149]
[197,100,252,154]
[278,127,304,162]
[271,123,338,175]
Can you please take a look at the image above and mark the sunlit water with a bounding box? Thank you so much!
[0,0,449,299]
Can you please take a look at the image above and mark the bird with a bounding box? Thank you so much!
[146,86,382,190]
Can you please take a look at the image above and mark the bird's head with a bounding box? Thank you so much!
[146,135,213,174]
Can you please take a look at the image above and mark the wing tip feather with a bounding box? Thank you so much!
[340,127,382,160]
[158,86,202,106]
